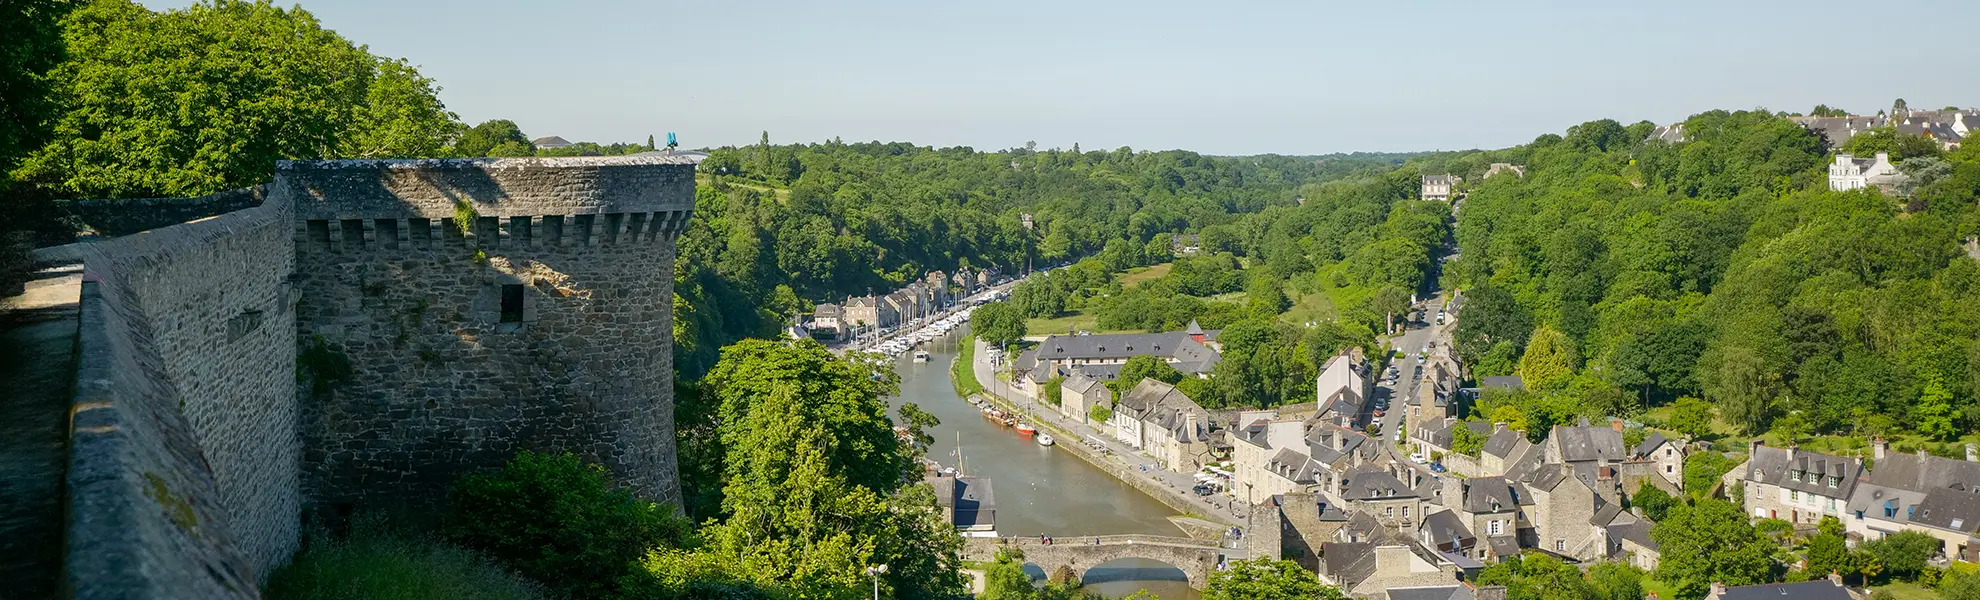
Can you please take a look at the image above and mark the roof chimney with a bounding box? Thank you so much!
[1874,437,1889,461]
[1829,570,1843,586]
[1709,582,1725,597]
[1748,438,1763,458]
[1610,418,1624,432]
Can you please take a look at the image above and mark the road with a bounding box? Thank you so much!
[1367,286,1465,451]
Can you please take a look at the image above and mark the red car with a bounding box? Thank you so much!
[1373,410,1385,417]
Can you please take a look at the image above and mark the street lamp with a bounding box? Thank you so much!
[865,564,888,600]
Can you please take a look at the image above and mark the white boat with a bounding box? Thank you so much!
[912,350,930,363]
[1036,433,1055,446]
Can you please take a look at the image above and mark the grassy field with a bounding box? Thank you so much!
[1640,576,1678,600]
[951,335,983,398]
[1118,262,1173,288]
[695,173,790,201]
[1870,581,1938,600]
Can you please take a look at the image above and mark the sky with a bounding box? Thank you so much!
[141,0,1980,156]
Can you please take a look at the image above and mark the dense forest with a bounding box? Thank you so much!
[1437,110,1980,447]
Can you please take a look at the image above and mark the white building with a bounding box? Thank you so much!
[1828,152,1900,193]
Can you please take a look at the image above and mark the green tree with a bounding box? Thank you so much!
[1940,568,1980,600]
[1451,421,1487,457]
[1454,286,1533,365]
[1667,396,1714,440]
[1587,562,1647,600]
[1112,354,1184,396]
[1630,482,1677,522]
[1863,530,1940,581]
[972,301,1029,349]
[14,0,455,199]
[445,451,691,599]
[1682,451,1737,501]
[1203,558,1340,600]
[1652,498,1773,599]
[981,549,1036,600]
[1476,552,1598,600]
[898,402,940,450]
[1806,527,1854,577]
[1915,375,1957,441]
[1519,325,1579,392]
[454,119,531,157]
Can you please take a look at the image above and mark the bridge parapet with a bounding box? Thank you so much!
[963,535,1225,589]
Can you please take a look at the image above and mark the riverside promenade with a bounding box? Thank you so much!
[966,338,1246,529]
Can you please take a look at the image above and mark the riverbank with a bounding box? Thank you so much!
[959,339,1244,530]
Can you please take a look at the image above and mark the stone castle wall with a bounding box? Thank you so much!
[67,195,296,596]
[62,155,695,597]
[283,156,695,508]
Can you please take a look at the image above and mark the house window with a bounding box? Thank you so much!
[1402,506,1410,518]
[1667,465,1674,474]
[1489,520,1504,535]
[1829,477,1839,488]
[1554,540,1565,552]
[1385,506,1394,517]
[1791,490,1800,502]
[500,284,524,323]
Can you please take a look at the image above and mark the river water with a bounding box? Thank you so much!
[885,330,1200,600]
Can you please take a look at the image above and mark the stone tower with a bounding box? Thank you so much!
[285,156,694,508]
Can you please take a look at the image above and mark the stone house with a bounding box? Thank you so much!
[1622,432,1686,493]
[1518,464,1606,560]
[1017,326,1221,386]
[1316,350,1372,426]
[924,271,949,308]
[1231,417,1385,505]
[1339,464,1428,532]
[1790,115,1886,148]
[1412,418,1489,464]
[842,295,896,330]
[1543,418,1626,467]
[1111,378,1213,473]
[1845,439,1980,561]
[1478,426,1536,477]
[1829,152,1900,193]
[1421,174,1459,202]
[1256,492,1353,571]
[1058,373,1112,424]
[1737,441,1863,525]
[1437,475,1531,563]
[891,286,924,321]
[809,303,846,340]
[925,474,997,536]
[1608,517,1660,571]
[1319,541,1464,598]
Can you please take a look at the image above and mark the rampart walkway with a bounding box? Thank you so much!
[0,263,83,598]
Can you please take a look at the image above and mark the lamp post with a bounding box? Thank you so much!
[865,564,888,600]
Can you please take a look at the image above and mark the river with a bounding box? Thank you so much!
[885,329,1201,600]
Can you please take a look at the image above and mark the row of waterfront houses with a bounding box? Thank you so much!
[1726,438,1980,563]
[809,267,998,340]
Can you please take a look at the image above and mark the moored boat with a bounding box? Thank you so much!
[1014,422,1036,436]
[1036,433,1054,446]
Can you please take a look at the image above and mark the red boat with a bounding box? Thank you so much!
[1014,423,1037,436]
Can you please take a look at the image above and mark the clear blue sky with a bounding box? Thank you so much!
[141,0,1980,155]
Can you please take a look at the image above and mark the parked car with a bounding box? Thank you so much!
[1373,410,1385,417]
[1430,462,1447,473]
[1192,485,1214,496]
[1409,452,1427,464]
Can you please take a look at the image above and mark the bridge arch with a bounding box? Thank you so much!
[964,535,1224,590]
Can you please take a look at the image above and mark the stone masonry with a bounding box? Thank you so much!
[286,156,694,509]
[60,155,696,597]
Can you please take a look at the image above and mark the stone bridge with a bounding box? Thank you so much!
[963,535,1227,589]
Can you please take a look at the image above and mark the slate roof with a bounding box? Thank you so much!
[813,303,842,318]
[1389,586,1475,600]
[1910,487,1980,534]
[1342,466,1418,501]
[1864,451,1980,493]
[1115,379,1210,441]
[1321,542,1376,585]
[1032,332,1222,373]
[1646,123,1686,143]
[1486,535,1521,559]
[1608,519,1656,552]
[1633,432,1674,459]
[1478,376,1525,390]
[845,295,877,308]
[1482,428,1528,460]
[1551,421,1626,463]
[1745,445,1862,501]
[1590,498,1626,527]
[530,135,573,148]
[1422,509,1476,551]
[926,475,996,529]
[1713,580,1855,600]
[1415,418,1456,448]
[1458,477,1527,513]
[1062,372,1107,395]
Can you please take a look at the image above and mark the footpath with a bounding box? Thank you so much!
[966,339,1246,531]
[0,264,84,599]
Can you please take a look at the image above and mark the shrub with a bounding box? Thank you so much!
[266,513,544,600]
[445,451,691,599]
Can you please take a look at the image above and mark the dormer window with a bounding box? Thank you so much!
[1828,477,1840,488]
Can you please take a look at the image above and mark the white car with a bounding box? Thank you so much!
[1409,452,1427,464]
